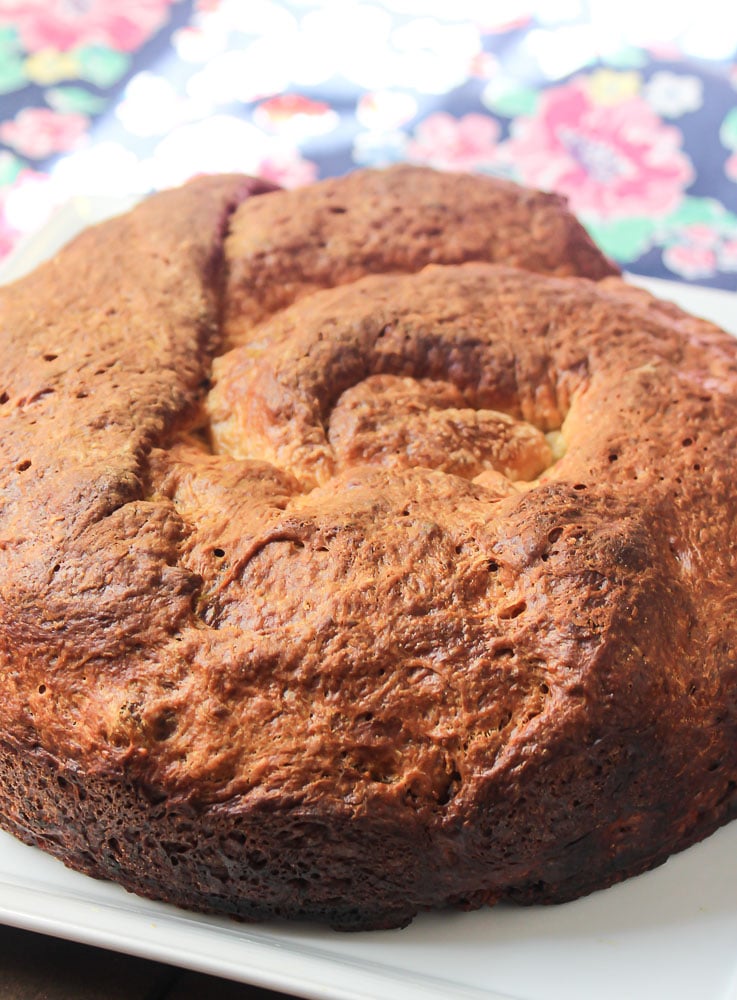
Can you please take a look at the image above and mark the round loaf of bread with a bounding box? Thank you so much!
[1,166,736,931]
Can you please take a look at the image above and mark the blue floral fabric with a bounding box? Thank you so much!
[0,1,735,289]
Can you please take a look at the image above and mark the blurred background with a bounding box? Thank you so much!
[0,0,735,288]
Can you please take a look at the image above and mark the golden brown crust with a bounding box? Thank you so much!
[224,164,618,343]
[1,167,736,930]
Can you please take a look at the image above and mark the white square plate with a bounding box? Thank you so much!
[2,198,737,1000]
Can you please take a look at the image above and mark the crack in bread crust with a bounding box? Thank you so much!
[1,167,737,930]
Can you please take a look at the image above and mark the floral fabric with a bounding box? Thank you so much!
[0,0,735,289]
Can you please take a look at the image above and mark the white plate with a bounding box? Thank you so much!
[1,199,737,1000]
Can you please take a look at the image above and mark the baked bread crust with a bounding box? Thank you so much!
[1,166,736,930]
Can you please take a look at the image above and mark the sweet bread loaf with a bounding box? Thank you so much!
[1,166,736,931]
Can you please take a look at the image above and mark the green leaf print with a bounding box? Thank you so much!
[719,108,737,151]
[76,46,130,88]
[46,86,107,115]
[584,217,656,263]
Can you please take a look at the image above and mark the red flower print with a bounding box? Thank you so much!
[0,108,88,159]
[406,112,502,173]
[0,0,178,53]
[503,80,693,220]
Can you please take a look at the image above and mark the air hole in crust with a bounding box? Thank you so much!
[437,769,462,806]
[497,710,512,730]
[152,711,178,742]
[498,601,526,620]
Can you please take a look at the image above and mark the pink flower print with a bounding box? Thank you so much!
[0,0,177,53]
[406,112,502,173]
[0,167,55,263]
[257,151,318,189]
[503,81,694,220]
[726,152,737,184]
[645,41,683,61]
[253,95,339,138]
[0,108,88,160]
[719,239,737,272]
[663,243,718,281]
[0,206,18,261]
[476,13,531,34]
[680,223,719,248]
[468,51,499,79]
[356,90,417,130]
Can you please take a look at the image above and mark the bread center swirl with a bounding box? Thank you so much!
[208,367,553,488]
[328,374,552,483]
[205,265,575,491]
